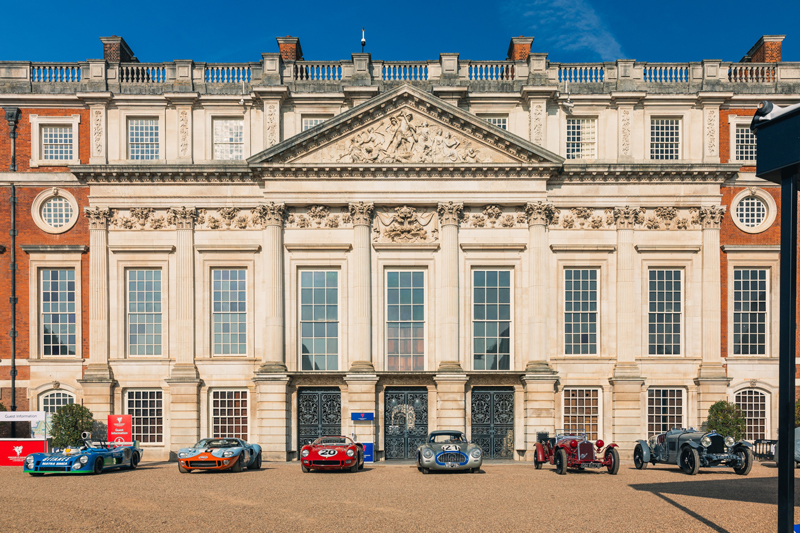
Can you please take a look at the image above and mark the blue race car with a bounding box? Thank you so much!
[24,432,143,476]
[177,438,262,473]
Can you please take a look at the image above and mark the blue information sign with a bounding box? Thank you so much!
[351,412,374,421]
[361,442,374,463]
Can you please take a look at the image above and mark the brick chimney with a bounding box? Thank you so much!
[507,36,534,61]
[100,36,136,63]
[276,36,303,61]
[740,35,785,63]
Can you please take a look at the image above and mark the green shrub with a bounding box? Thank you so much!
[51,404,94,448]
[707,400,746,441]
[795,398,800,427]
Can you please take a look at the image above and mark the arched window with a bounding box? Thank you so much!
[735,389,768,440]
[40,390,75,413]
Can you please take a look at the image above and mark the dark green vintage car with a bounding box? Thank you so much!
[416,430,483,474]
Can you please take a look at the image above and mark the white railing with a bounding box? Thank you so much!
[558,64,604,83]
[728,63,776,83]
[205,65,251,83]
[382,62,428,81]
[467,61,515,81]
[642,64,690,83]
[293,62,342,81]
[120,64,166,83]
[31,64,81,83]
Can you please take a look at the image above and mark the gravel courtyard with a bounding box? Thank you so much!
[0,460,796,532]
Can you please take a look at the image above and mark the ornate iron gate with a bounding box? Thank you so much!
[384,388,428,460]
[471,388,514,459]
[298,388,341,449]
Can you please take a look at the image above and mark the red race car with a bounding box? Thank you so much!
[534,429,620,475]
[300,436,365,473]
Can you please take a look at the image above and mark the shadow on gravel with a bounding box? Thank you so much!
[650,493,732,533]
[629,476,800,506]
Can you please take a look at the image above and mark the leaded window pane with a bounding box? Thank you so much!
[732,268,768,355]
[211,390,248,440]
[41,197,73,228]
[566,118,596,159]
[128,118,159,160]
[213,119,244,160]
[126,390,163,444]
[302,117,331,131]
[41,391,75,413]
[484,117,508,130]
[650,118,680,160]
[42,126,73,160]
[387,270,424,371]
[735,196,767,228]
[647,388,683,437]
[300,270,339,371]
[564,268,597,355]
[473,270,511,370]
[648,269,682,355]
[735,389,767,440]
[212,269,247,355]
[41,269,76,356]
[127,269,163,356]
[563,388,599,440]
[735,125,757,162]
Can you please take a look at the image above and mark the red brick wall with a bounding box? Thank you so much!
[0,108,89,172]
[0,186,91,362]
[719,108,756,170]
[751,41,781,63]
[508,43,530,61]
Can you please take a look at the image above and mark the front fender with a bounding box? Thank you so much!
[534,442,547,463]
[734,440,752,449]
[635,440,650,463]
[682,440,701,450]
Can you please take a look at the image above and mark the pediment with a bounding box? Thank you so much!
[248,84,563,167]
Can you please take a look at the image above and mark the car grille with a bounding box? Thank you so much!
[311,460,341,466]
[439,452,466,463]
[578,442,595,461]
[189,461,219,468]
[38,466,71,472]
[707,435,725,454]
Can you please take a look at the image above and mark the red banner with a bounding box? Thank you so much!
[107,415,132,444]
[0,439,47,466]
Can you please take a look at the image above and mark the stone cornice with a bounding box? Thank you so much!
[256,163,559,180]
[556,163,739,183]
[20,245,88,253]
[70,164,254,183]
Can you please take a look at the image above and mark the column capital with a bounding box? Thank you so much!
[525,201,559,226]
[692,205,726,229]
[437,201,464,226]
[348,201,374,226]
[609,205,645,230]
[254,202,286,226]
[83,206,112,230]
[167,206,197,230]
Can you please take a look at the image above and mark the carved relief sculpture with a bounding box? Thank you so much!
[524,201,560,226]
[706,110,717,156]
[83,206,113,230]
[621,109,631,156]
[179,110,189,158]
[532,104,544,146]
[93,109,103,156]
[376,206,436,243]
[307,205,330,226]
[610,206,646,229]
[254,202,286,226]
[691,205,726,229]
[265,104,279,147]
[348,202,374,226]
[437,202,464,226]
[167,206,197,230]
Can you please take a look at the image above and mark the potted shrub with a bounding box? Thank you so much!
[706,400,746,442]
[51,404,94,449]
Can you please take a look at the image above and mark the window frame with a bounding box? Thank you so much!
[732,387,770,440]
[127,117,161,161]
[727,114,758,164]
[298,269,341,371]
[470,268,514,371]
[646,387,685,437]
[39,390,76,413]
[479,115,509,131]
[384,269,427,372]
[554,255,609,360]
[561,387,602,440]
[645,114,685,161]
[209,389,250,441]
[646,268,684,356]
[564,116,598,160]
[731,267,769,356]
[115,109,166,163]
[730,187,777,234]
[204,111,251,161]
[30,188,80,235]
[301,115,334,132]
[28,114,81,168]
[725,252,779,359]
[562,267,600,356]
[28,255,83,360]
[125,389,164,445]
[126,268,165,358]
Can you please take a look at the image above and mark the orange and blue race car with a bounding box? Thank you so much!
[177,438,262,473]
[300,436,364,473]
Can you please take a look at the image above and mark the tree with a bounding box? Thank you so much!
[707,400,746,441]
[51,404,94,448]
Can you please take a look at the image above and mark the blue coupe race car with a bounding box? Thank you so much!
[177,438,262,473]
[23,432,143,476]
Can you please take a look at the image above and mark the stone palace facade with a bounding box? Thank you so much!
[0,35,797,460]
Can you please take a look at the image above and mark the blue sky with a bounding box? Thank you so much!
[2,0,797,63]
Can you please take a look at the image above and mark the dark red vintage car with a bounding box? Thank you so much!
[300,436,365,473]
[534,430,619,475]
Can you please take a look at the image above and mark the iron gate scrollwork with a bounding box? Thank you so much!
[384,388,428,460]
[471,388,514,459]
[298,388,342,449]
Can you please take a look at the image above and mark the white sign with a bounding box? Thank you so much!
[0,411,46,422]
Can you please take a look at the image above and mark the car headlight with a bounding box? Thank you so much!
[179,452,188,458]
[701,436,712,448]
[725,436,735,447]
[25,456,34,467]
[471,449,482,459]
[422,449,434,459]
[222,451,235,457]
[72,462,82,470]
[301,449,309,458]
[79,456,89,464]
[347,449,355,457]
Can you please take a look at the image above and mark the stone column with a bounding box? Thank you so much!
[257,202,287,373]
[349,202,375,372]
[695,206,730,426]
[79,207,114,432]
[608,206,646,453]
[436,201,463,372]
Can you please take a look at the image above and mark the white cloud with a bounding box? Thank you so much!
[508,0,625,61]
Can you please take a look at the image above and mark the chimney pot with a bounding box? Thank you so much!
[507,36,534,61]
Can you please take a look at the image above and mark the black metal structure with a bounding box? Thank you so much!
[752,439,777,462]
[471,388,514,459]
[4,108,20,439]
[751,100,800,533]
[384,388,428,460]
[297,388,341,449]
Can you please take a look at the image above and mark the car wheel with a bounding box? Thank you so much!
[421,467,430,475]
[301,464,310,473]
[471,467,480,474]
[230,455,243,472]
[93,457,104,475]
[679,446,699,475]
[251,453,262,470]
[555,448,568,475]
[733,447,754,476]
[534,455,542,469]
[358,451,364,470]
[606,447,620,475]
[129,452,139,470]
[178,462,189,474]
[350,461,359,473]
[633,444,648,470]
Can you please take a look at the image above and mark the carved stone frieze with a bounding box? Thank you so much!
[254,202,285,227]
[524,201,559,227]
[460,205,527,229]
[348,201,374,226]
[93,109,103,156]
[609,206,646,229]
[83,206,113,230]
[374,206,436,243]
[437,202,464,226]
[691,205,726,229]
[265,104,279,147]
[706,110,716,156]
[620,109,631,156]
[167,206,197,230]
[285,205,354,229]
[179,109,189,158]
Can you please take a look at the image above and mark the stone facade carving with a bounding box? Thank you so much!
[609,206,646,229]
[348,202,374,226]
[83,206,112,230]
[307,205,330,226]
[167,206,197,229]
[437,202,464,226]
[483,205,502,225]
[265,104,279,147]
[692,205,726,229]
[93,109,103,156]
[254,202,285,227]
[179,109,189,158]
[706,110,716,156]
[524,201,559,226]
[532,104,544,146]
[130,207,153,228]
[621,109,631,156]
[374,206,436,243]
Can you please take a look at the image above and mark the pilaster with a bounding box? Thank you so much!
[258,202,287,373]
[165,93,199,163]
[344,374,379,445]
[610,206,644,378]
[253,374,291,461]
[77,92,112,165]
[253,87,288,150]
[608,376,645,453]
[698,93,732,164]
[83,207,112,381]
[437,202,463,372]
[520,87,557,146]
[169,207,198,380]
[433,373,468,432]
[349,202,375,372]
[521,374,558,459]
